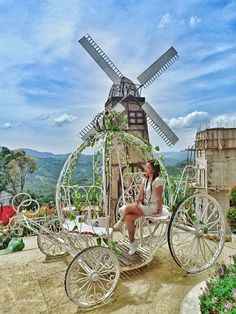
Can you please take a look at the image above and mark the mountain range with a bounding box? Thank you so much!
[1,146,188,164]
[22,148,187,164]
[1,146,187,201]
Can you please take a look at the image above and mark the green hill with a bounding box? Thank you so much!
[25,153,93,202]
[21,148,186,203]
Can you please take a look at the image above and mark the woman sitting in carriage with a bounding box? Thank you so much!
[114,159,164,255]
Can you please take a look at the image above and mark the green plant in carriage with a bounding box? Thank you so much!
[72,191,86,211]
[95,235,120,256]
[88,187,103,217]
[199,254,236,313]
[174,197,197,226]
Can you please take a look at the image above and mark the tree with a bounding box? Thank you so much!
[0,147,37,196]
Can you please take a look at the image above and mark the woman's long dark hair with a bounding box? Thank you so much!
[146,159,160,181]
[144,159,161,199]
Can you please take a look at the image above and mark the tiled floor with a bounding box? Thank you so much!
[0,236,235,314]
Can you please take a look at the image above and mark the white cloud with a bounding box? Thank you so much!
[158,13,171,28]
[54,113,77,126]
[209,114,236,128]
[0,123,12,129]
[167,111,209,129]
[189,16,201,27]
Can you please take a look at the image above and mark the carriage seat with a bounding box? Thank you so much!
[118,205,170,220]
[144,206,170,221]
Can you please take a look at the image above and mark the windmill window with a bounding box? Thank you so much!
[137,118,144,124]
[128,111,145,125]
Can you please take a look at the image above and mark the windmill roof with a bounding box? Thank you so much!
[108,76,140,99]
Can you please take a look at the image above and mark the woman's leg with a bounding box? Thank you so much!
[126,213,142,243]
[114,203,143,232]
[123,204,144,243]
[120,203,143,222]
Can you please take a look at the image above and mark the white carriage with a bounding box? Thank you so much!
[12,118,225,309]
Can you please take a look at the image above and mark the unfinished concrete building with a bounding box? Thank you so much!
[195,127,236,235]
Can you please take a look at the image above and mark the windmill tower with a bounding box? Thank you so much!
[78,34,179,221]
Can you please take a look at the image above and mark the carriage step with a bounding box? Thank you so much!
[117,240,153,271]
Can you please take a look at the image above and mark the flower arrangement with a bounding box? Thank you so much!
[199,254,236,313]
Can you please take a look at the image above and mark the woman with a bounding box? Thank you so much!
[114,159,163,255]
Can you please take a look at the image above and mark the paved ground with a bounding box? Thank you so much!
[0,236,235,314]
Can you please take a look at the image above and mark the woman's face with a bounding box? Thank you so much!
[145,162,154,176]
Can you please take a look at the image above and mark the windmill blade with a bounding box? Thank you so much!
[79,121,98,141]
[142,102,179,147]
[79,34,123,84]
[79,102,125,141]
[137,47,178,88]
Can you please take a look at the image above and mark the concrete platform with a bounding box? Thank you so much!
[0,236,235,314]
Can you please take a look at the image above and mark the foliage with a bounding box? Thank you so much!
[0,234,12,250]
[226,207,236,234]
[199,254,236,314]
[0,147,37,196]
[229,186,236,205]
[72,192,86,210]
[227,186,236,233]
[166,160,186,179]
[227,207,236,224]
[95,236,120,256]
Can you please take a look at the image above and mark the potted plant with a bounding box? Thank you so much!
[227,186,236,234]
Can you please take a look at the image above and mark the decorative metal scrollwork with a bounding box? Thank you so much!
[11,192,40,215]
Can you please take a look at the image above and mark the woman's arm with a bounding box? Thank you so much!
[135,182,145,205]
[155,185,163,214]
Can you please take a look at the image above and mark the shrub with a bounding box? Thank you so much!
[199,254,236,313]
[229,186,236,205]
[227,207,236,225]
[227,186,236,234]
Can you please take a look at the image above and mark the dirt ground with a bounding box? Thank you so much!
[0,236,235,314]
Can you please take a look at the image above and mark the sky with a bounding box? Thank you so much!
[0,0,236,154]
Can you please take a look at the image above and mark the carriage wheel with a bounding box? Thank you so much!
[37,218,67,257]
[65,246,120,307]
[168,193,225,273]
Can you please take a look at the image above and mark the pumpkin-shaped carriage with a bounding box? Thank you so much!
[12,111,226,309]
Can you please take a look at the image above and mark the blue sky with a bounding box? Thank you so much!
[0,0,236,153]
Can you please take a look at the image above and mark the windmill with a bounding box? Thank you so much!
[78,34,179,221]
[78,34,179,147]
